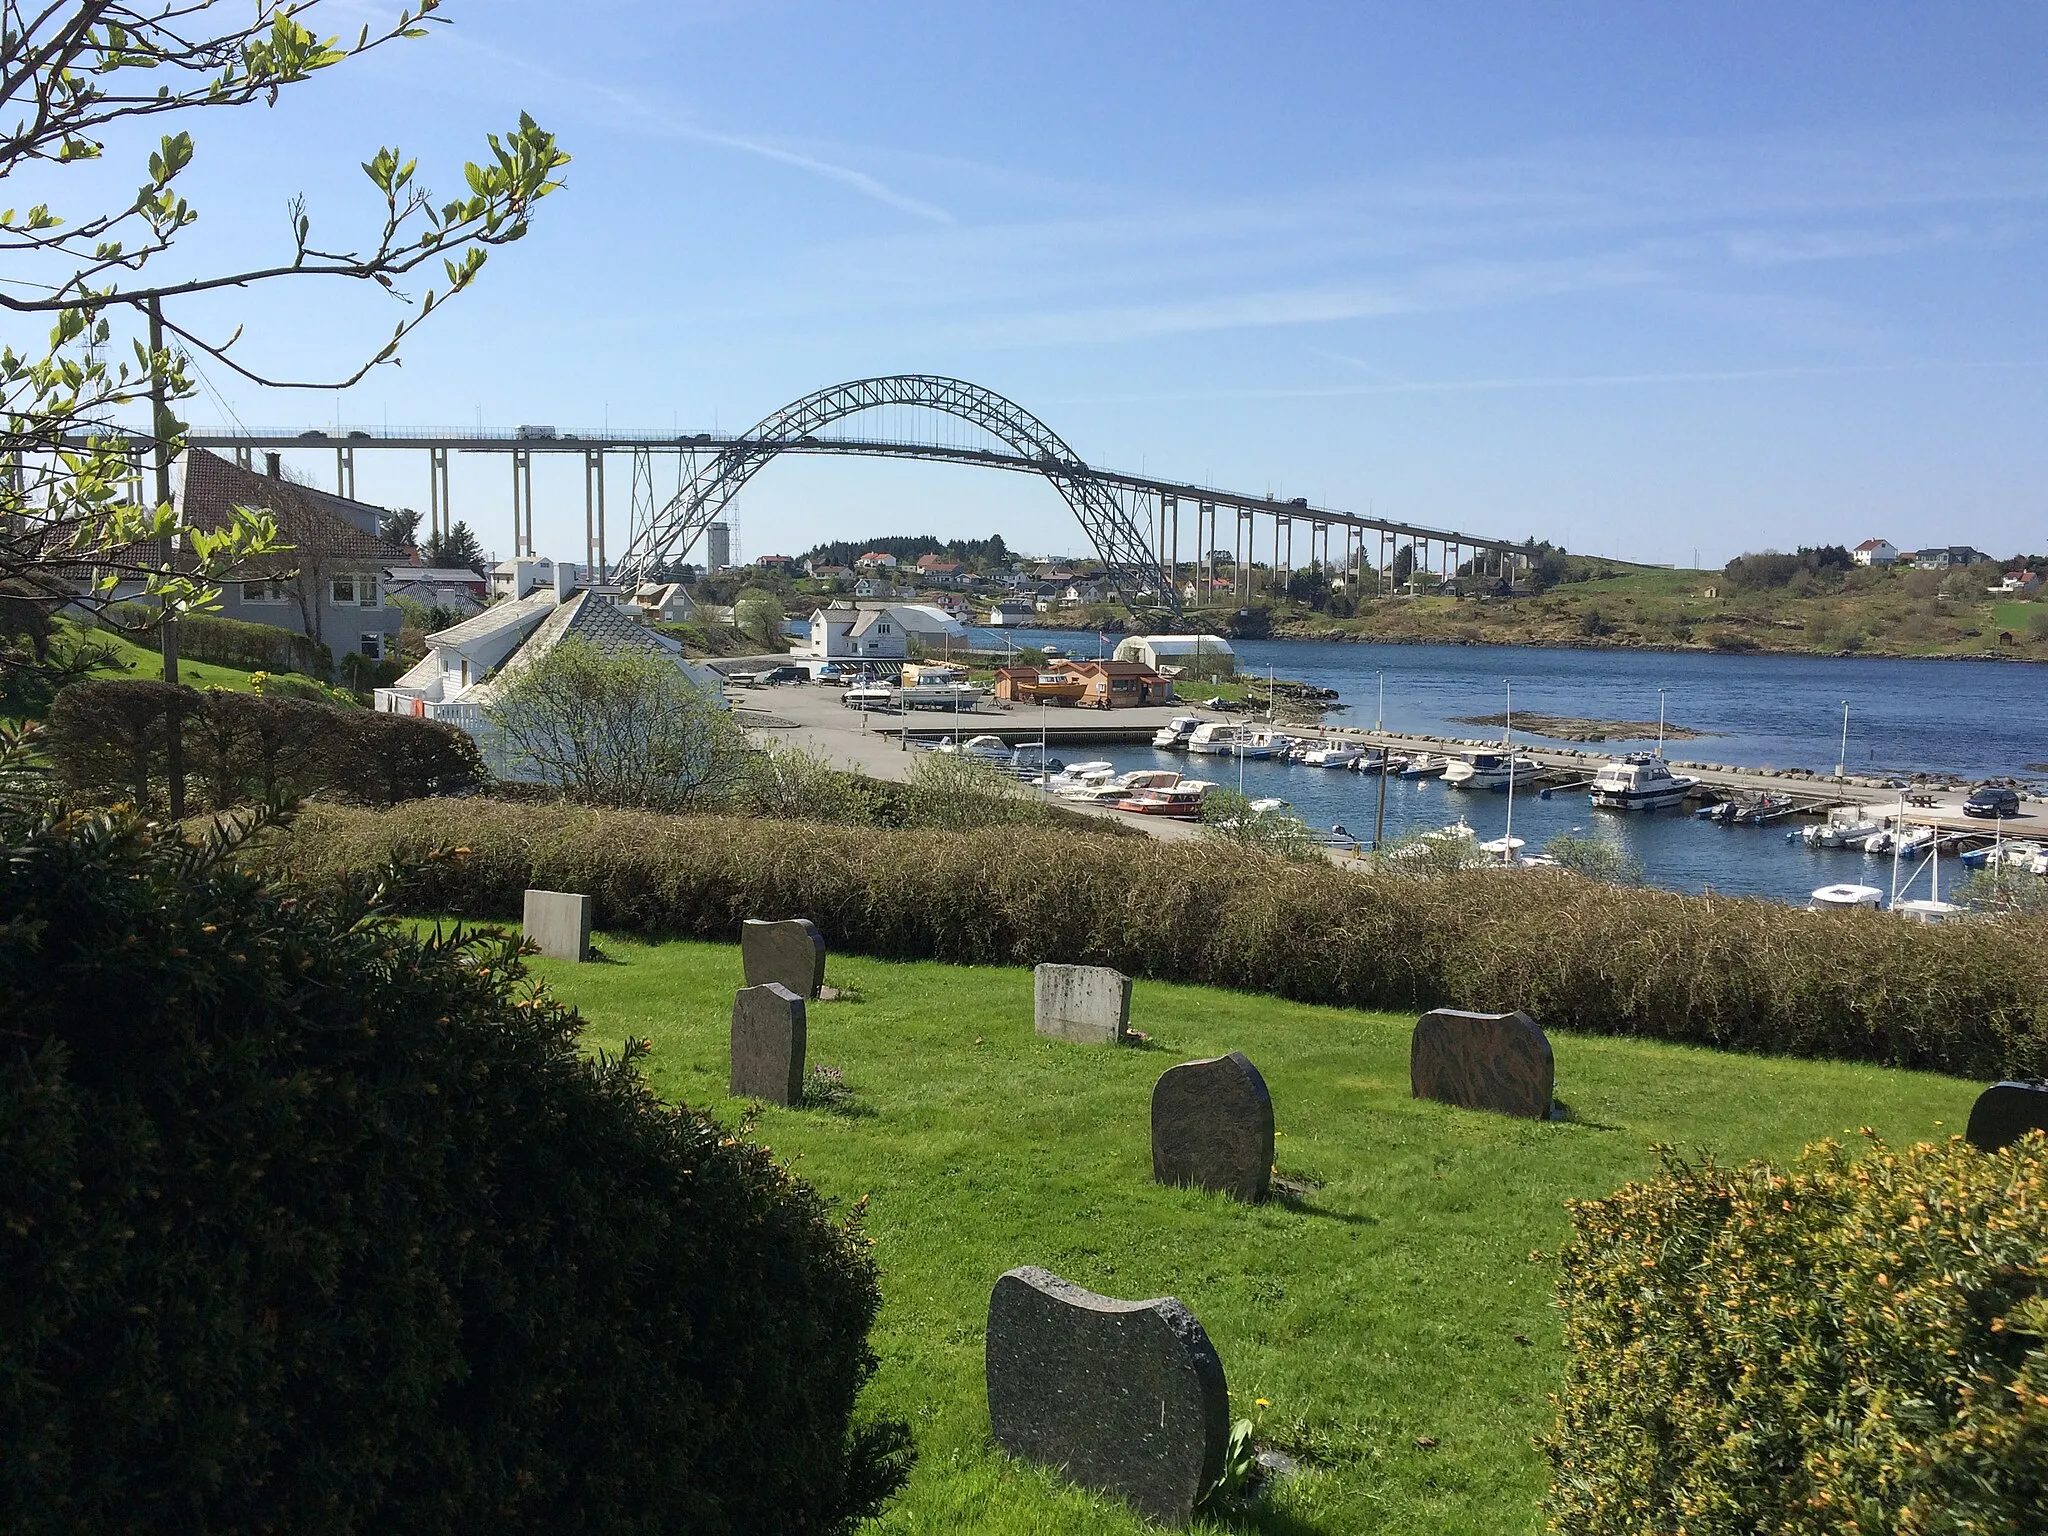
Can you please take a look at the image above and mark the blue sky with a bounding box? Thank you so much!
[94,2,2048,567]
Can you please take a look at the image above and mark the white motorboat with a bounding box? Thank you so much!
[1043,760,1115,794]
[957,734,1011,762]
[1151,715,1203,750]
[1478,834,1527,859]
[1588,754,1697,811]
[1300,741,1364,768]
[1894,898,1966,924]
[1346,749,1389,774]
[1061,769,1181,805]
[1185,721,1244,756]
[1397,753,1445,779]
[1810,882,1885,912]
[1425,817,1477,844]
[1442,750,1538,791]
[1246,797,1292,817]
[1117,781,1212,819]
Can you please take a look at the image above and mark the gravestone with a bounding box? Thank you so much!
[1965,1080,2048,1153]
[1152,1051,1274,1203]
[741,917,827,1000]
[521,888,591,962]
[985,1266,1229,1526]
[730,982,806,1106]
[1033,964,1131,1044]
[1410,1008,1554,1119]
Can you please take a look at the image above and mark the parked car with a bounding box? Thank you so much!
[1964,785,2022,819]
[759,664,809,684]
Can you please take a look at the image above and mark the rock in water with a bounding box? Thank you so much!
[985,1266,1229,1525]
[1965,1080,2048,1153]
[1033,963,1131,1044]
[730,982,806,1106]
[521,889,591,962]
[1152,1052,1274,1202]
[1410,1008,1555,1119]
[740,917,827,1000]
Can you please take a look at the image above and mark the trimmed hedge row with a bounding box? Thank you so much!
[1544,1137,2048,1533]
[0,806,906,1534]
[110,606,332,676]
[46,679,483,811]
[261,799,2048,1079]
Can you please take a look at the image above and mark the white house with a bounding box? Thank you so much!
[1996,569,2041,595]
[803,601,970,659]
[1852,539,1899,567]
[631,582,696,623]
[1113,633,1237,674]
[376,564,723,773]
[985,598,1037,627]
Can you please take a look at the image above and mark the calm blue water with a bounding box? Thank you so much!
[971,629,2048,904]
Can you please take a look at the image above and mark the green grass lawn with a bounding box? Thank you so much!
[512,932,1977,1535]
[81,625,264,693]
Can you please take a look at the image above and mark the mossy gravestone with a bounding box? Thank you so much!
[1033,963,1131,1044]
[1152,1052,1274,1203]
[1965,1080,2048,1153]
[730,982,805,1106]
[521,888,591,962]
[985,1266,1229,1526]
[1410,1008,1554,1119]
[741,917,826,1000]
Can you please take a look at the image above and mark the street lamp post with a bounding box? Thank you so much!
[1837,700,1850,780]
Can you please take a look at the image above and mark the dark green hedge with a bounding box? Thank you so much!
[0,807,907,1534]
[44,680,483,810]
[1544,1138,2048,1533]
[258,799,2048,1079]
[109,606,332,677]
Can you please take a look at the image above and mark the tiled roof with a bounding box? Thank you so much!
[481,591,679,698]
[178,449,408,570]
[426,588,559,649]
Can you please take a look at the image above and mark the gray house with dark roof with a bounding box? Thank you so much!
[175,448,407,661]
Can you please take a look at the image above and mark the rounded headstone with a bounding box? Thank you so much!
[741,917,826,1000]
[1152,1051,1274,1203]
[985,1266,1228,1526]
[1410,1008,1555,1119]
[1965,1080,2048,1154]
[730,982,806,1107]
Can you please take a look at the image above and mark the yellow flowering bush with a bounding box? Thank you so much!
[1544,1136,2048,1533]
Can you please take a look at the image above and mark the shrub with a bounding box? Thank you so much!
[0,807,907,1534]
[1543,1137,2048,1534]
[1201,788,1324,863]
[485,637,749,810]
[901,750,1054,830]
[1543,832,1642,885]
[259,801,2048,1079]
[45,680,483,811]
[741,744,888,825]
[339,650,405,693]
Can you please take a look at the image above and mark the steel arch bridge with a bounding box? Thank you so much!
[615,374,1175,610]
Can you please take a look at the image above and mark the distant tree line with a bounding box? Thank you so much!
[1722,545,1856,592]
[802,534,1012,570]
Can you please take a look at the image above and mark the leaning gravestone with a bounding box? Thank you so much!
[985,1266,1228,1526]
[1152,1051,1274,1203]
[1965,1080,2048,1153]
[1410,1008,1554,1119]
[1033,964,1131,1044]
[741,917,827,1000]
[730,982,806,1106]
[521,888,591,962]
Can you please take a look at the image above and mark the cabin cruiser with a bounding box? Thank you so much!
[1117,780,1213,818]
[1345,748,1389,773]
[1396,752,1445,779]
[1588,754,1696,812]
[1061,769,1181,805]
[953,734,1011,762]
[1299,740,1364,768]
[1441,750,1539,791]
[1184,721,1244,755]
[1043,760,1116,794]
[1151,716,1203,750]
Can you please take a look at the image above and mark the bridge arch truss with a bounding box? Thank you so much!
[616,374,1177,612]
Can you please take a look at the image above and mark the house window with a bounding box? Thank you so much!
[241,578,290,605]
[357,633,382,661]
[332,576,357,605]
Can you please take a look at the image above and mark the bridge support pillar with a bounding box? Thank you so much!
[334,444,355,500]
[584,449,606,583]
[512,448,534,557]
[428,447,450,541]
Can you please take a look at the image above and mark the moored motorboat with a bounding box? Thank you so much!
[1397,753,1445,779]
[1442,750,1539,791]
[1043,760,1115,794]
[1062,769,1181,805]
[1300,741,1363,768]
[1588,754,1697,811]
[1809,882,1884,912]
[1185,721,1244,756]
[1116,780,1212,818]
[1151,715,1203,750]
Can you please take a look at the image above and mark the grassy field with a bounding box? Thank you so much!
[506,931,1977,1535]
[75,624,265,693]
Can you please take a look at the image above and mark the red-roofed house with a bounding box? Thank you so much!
[1852,538,1899,567]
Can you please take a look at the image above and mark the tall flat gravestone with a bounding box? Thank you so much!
[522,889,591,962]
[1152,1051,1274,1203]
[1033,964,1131,1044]
[985,1266,1228,1526]
[1966,1080,2048,1153]
[1410,1008,1554,1119]
[741,917,826,1000]
[730,982,806,1106]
